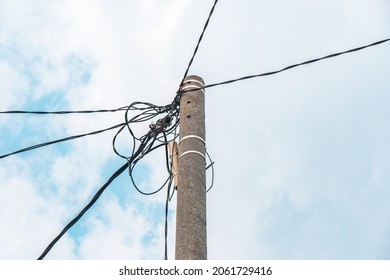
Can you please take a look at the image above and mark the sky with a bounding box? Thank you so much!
[0,0,389,260]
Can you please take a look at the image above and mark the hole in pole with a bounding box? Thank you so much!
[187,115,191,118]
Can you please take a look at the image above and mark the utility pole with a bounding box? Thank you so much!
[175,75,207,260]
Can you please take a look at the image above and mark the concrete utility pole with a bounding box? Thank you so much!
[175,75,207,260]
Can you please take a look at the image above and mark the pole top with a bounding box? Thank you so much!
[181,75,205,93]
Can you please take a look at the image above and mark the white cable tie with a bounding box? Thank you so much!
[179,150,206,161]
[181,79,205,93]
[182,78,205,87]
[181,85,205,93]
[179,135,206,146]
[181,79,205,91]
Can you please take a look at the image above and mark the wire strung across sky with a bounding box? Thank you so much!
[1,37,389,117]
[0,122,126,160]
[182,37,390,93]
[178,0,219,90]
[0,107,129,115]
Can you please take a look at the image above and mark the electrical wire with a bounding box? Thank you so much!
[0,122,127,160]
[129,161,172,196]
[0,107,128,114]
[164,176,173,260]
[205,150,215,193]
[37,161,129,260]
[162,132,176,260]
[178,0,219,90]
[180,37,390,93]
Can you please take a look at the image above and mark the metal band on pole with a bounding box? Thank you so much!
[179,135,206,146]
[179,150,206,161]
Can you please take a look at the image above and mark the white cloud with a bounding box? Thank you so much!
[0,61,29,112]
[72,196,166,260]
[0,157,76,259]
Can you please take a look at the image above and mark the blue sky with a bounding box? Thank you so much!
[0,0,390,260]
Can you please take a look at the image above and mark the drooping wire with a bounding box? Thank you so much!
[0,122,127,160]
[37,161,129,260]
[129,160,172,196]
[164,176,173,261]
[178,0,219,90]
[205,150,215,193]
[162,133,174,260]
[112,101,179,159]
[180,37,390,93]
[0,107,128,114]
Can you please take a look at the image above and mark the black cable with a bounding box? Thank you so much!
[206,150,215,193]
[37,161,129,260]
[162,132,173,260]
[111,101,177,158]
[112,123,131,159]
[0,107,128,114]
[181,37,390,93]
[38,131,153,260]
[164,176,173,260]
[0,122,127,160]
[129,151,172,196]
[178,0,219,89]
[0,101,178,161]
[129,131,172,196]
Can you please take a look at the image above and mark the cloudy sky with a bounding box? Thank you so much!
[1,0,389,260]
